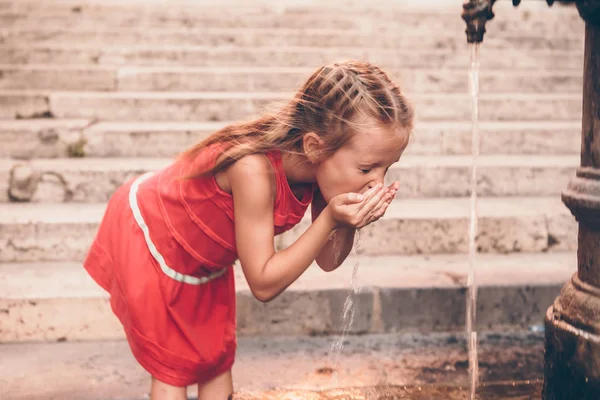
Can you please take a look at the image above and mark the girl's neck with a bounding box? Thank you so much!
[281,151,317,185]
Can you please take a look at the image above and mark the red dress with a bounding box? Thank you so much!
[83,144,314,386]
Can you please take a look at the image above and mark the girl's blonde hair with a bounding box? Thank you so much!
[180,60,414,176]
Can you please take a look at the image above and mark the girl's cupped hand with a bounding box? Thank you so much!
[326,182,398,229]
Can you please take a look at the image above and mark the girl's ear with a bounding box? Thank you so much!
[302,132,324,163]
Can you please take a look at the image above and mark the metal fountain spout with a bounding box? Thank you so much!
[461,0,522,43]
[461,0,599,43]
[461,0,600,399]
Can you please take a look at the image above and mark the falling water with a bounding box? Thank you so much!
[467,43,481,400]
[328,229,362,386]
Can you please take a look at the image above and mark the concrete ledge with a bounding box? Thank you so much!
[0,154,580,203]
[2,27,585,52]
[0,252,576,342]
[0,197,576,262]
[0,120,582,158]
[0,65,584,94]
[0,90,583,121]
[2,45,584,70]
[0,0,582,34]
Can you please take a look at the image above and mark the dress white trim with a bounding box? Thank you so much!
[128,172,227,285]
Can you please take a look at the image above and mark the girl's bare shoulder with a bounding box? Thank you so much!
[218,153,276,197]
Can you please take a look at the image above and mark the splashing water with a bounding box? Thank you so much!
[328,229,362,386]
[467,43,481,400]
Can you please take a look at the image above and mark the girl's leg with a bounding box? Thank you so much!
[197,370,233,400]
[150,377,187,400]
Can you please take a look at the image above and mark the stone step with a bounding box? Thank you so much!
[0,0,582,36]
[0,65,584,94]
[0,120,583,160]
[0,331,546,400]
[0,155,579,203]
[0,90,583,122]
[0,252,576,342]
[0,197,576,263]
[1,27,585,52]
[2,44,584,70]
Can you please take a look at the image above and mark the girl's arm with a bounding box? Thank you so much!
[229,154,340,302]
[229,154,393,302]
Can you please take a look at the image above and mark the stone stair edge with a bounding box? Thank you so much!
[0,119,582,159]
[0,252,573,342]
[0,64,584,74]
[0,153,582,170]
[1,25,584,37]
[0,89,585,99]
[0,195,571,224]
[0,251,577,300]
[0,0,575,13]
[1,42,585,55]
[0,118,582,130]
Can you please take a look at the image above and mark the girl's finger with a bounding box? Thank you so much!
[361,183,382,203]
[357,187,387,221]
[375,191,392,211]
[367,201,390,225]
[368,194,391,223]
[343,192,364,204]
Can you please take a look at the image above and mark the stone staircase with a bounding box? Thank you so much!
[0,0,587,398]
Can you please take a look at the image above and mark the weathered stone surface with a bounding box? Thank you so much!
[7,163,41,202]
[546,204,580,252]
[0,0,583,35]
[0,91,49,119]
[237,291,334,336]
[0,203,103,263]
[0,297,124,342]
[2,45,584,69]
[0,119,90,158]
[0,65,116,91]
[442,121,582,155]
[379,287,466,332]
[82,121,217,157]
[0,120,580,158]
[48,91,286,121]
[476,286,563,330]
[0,253,575,342]
[0,155,579,203]
[114,67,584,94]
[278,197,575,257]
[0,198,576,262]
[3,27,585,52]
[0,163,9,203]
[43,91,585,122]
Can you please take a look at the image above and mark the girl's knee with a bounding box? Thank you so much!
[150,376,187,400]
[197,370,233,400]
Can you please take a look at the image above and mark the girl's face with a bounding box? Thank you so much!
[314,124,407,202]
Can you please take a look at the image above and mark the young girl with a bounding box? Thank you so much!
[83,60,414,400]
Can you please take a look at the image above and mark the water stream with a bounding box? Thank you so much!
[328,229,362,385]
[467,42,481,400]
[325,42,481,393]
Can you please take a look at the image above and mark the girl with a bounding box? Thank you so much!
[83,60,414,400]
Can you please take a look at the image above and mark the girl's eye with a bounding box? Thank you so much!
[360,169,371,174]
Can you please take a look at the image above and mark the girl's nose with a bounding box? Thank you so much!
[367,180,384,191]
